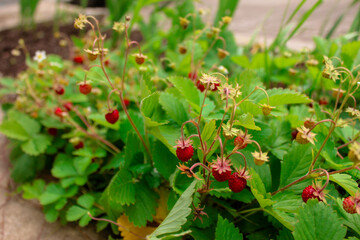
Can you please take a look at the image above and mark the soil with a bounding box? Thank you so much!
[0,22,79,77]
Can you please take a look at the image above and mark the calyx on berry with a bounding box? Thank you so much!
[134,53,147,65]
[301,182,327,203]
[54,85,65,95]
[217,48,229,60]
[175,137,194,162]
[348,142,360,165]
[295,126,316,145]
[234,130,251,150]
[251,151,269,166]
[260,103,275,116]
[211,157,232,182]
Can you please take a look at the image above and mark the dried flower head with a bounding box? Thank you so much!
[84,49,99,61]
[332,88,345,98]
[199,73,220,91]
[322,56,340,82]
[112,21,126,33]
[336,118,348,128]
[217,48,229,60]
[251,151,269,166]
[218,83,241,100]
[222,122,240,140]
[260,104,275,116]
[74,14,87,30]
[177,163,201,180]
[349,142,360,164]
[306,59,319,67]
[179,17,190,29]
[193,205,208,223]
[346,107,360,118]
[295,126,317,145]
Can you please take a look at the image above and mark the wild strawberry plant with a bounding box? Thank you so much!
[0,1,360,239]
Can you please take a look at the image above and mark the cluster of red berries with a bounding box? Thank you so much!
[175,137,248,193]
[302,185,360,215]
[77,81,129,124]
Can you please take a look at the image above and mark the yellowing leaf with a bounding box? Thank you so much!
[117,215,156,240]
[117,187,169,240]
[153,187,169,223]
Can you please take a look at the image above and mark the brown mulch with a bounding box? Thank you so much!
[0,22,79,77]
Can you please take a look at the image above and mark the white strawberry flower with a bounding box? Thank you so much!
[33,50,46,63]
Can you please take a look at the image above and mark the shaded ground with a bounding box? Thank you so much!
[0,23,78,77]
[0,109,108,240]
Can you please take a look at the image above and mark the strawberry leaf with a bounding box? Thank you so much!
[167,76,200,112]
[149,180,197,239]
[152,140,178,179]
[103,168,136,206]
[293,199,347,240]
[233,113,261,131]
[329,174,359,196]
[124,182,159,227]
[215,215,243,240]
[159,92,189,125]
[279,143,312,190]
[141,92,169,127]
[254,88,312,106]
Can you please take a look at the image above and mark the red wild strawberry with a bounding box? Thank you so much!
[79,83,92,95]
[291,129,298,140]
[105,109,119,124]
[301,184,326,203]
[63,102,73,111]
[54,107,63,117]
[47,128,58,136]
[134,54,147,65]
[343,196,357,214]
[73,55,84,64]
[55,85,65,95]
[234,136,248,150]
[319,98,328,106]
[228,167,250,193]
[211,157,232,182]
[123,98,130,107]
[74,141,84,150]
[211,82,220,92]
[188,72,197,81]
[304,119,315,129]
[104,59,110,66]
[228,172,247,193]
[175,137,194,162]
[196,80,205,92]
